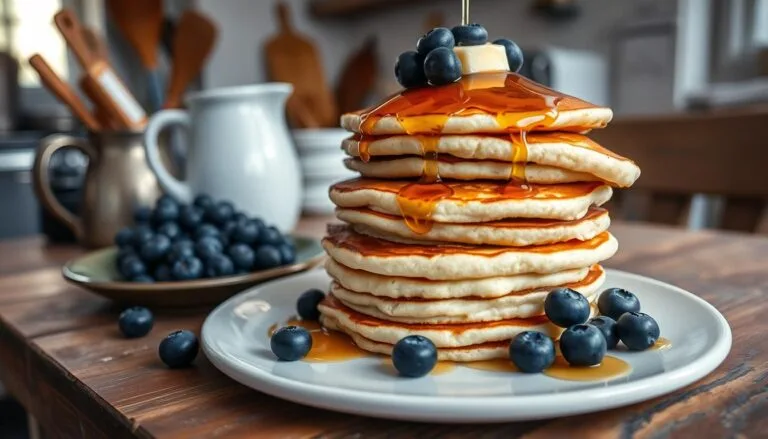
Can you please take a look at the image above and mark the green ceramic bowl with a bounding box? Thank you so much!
[62,236,325,309]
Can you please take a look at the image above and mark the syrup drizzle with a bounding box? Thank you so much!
[268,319,367,362]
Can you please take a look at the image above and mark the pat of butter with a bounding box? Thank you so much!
[453,44,509,75]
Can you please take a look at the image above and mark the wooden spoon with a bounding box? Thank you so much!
[106,0,164,111]
[164,10,217,109]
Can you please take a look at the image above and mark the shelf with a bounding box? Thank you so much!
[310,0,429,18]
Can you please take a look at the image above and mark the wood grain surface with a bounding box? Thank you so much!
[0,219,766,438]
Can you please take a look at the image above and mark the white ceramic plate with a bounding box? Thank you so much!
[202,269,731,423]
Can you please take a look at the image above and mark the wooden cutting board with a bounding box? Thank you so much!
[264,2,336,128]
[335,36,377,115]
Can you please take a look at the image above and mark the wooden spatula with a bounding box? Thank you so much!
[264,2,337,128]
[164,10,217,109]
[106,0,164,111]
[336,36,378,115]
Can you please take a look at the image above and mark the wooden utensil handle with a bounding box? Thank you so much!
[54,10,97,68]
[79,76,122,130]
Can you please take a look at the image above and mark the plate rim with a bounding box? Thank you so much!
[201,268,732,422]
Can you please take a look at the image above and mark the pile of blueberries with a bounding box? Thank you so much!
[270,286,660,378]
[396,23,524,89]
[115,194,296,282]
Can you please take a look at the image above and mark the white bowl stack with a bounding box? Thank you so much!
[292,129,357,214]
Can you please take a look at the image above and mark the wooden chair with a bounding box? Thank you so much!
[590,107,768,233]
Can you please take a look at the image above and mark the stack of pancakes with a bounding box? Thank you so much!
[319,73,640,361]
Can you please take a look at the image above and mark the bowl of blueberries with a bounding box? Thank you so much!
[62,194,325,308]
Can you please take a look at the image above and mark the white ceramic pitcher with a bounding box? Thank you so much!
[144,83,302,230]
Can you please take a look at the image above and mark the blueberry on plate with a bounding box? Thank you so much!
[133,206,152,224]
[259,226,284,247]
[167,239,195,263]
[559,324,607,366]
[115,227,134,248]
[120,255,147,279]
[395,51,428,89]
[544,288,591,328]
[139,234,172,263]
[131,225,154,249]
[178,205,204,231]
[509,331,556,373]
[194,223,221,241]
[153,197,179,224]
[227,243,255,270]
[195,236,223,260]
[193,194,214,211]
[232,212,249,224]
[205,253,235,278]
[118,306,154,338]
[131,274,155,283]
[297,288,325,321]
[451,23,488,46]
[278,242,296,265]
[588,315,619,349]
[154,264,173,282]
[417,27,455,55]
[598,287,641,321]
[392,335,438,377]
[156,222,182,241]
[159,330,199,368]
[116,247,137,266]
[231,219,262,245]
[270,326,312,361]
[253,245,283,270]
[171,255,204,280]
[493,38,524,73]
[207,201,235,225]
[617,312,660,351]
[424,47,462,86]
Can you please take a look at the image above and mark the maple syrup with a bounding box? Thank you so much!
[464,358,519,373]
[380,359,456,376]
[463,355,631,381]
[268,318,367,362]
[651,337,672,351]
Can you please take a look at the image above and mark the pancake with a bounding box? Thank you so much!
[325,258,591,299]
[336,206,610,246]
[341,132,640,187]
[322,225,618,280]
[330,178,612,223]
[330,265,605,324]
[340,72,613,135]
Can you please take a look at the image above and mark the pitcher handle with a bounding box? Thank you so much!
[33,134,97,240]
[144,109,193,202]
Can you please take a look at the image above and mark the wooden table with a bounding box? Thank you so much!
[0,219,765,438]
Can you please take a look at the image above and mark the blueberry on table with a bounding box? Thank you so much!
[207,201,235,225]
[297,288,325,321]
[227,243,255,270]
[278,243,296,265]
[253,245,283,270]
[156,222,182,241]
[544,288,591,328]
[392,335,438,377]
[115,227,134,248]
[259,226,285,247]
[559,324,607,367]
[193,194,214,211]
[588,315,619,349]
[417,27,455,55]
[178,205,204,231]
[395,51,428,89]
[195,236,224,260]
[120,255,147,280]
[154,264,173,282]
[598,288,641,321]
[131,225,154,249]
[194,223,221,241]
[424,47,462,86]
[171,255,204,280]
[231,220,262,245]
[159,330,199,368]
[270,326,312,361]
[133,206,152,224]
[118,306,154,338]
[509,331,555,373]
[153,198,179,224]
[493,38,524,73]
[167,239,195,263]
[139,234,172,263]
[451,23,488,46]
[617,312,660,351]
[205,254,235,278]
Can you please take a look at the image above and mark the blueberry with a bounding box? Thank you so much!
[139,234,171,263]
[559,324,607,366]
[132,274,155,283]
[259,226,284,246]
[278,243,296,265]
[159,330,199,368]
[156,222,182,241]
[598,288,641,321]
[133,206,152,223]
[270,326,312,361]
[207,201,235,225]
[115,228,134,248]
[153,198,179,224]
[195,236,223,260]
[493,38,524,73]
[589,315,619,349]
[167,239,195,263]
[227,243,255,270]
[231,220,262,245]
[120,255,147,279]
[395,50,427,88]
[424,47,462,86]
[233,212,249,224]
[131,225,154,249]
[178,205,204,231]
[253,245,282,270]
[193,194,214,211]
[416,27,455,55]
[617,312,660,351]
[451,23,488,46]
[297,288,325,320]
[544,288,591,328]
[194,223,221,241]
[509,331,555,373]
[116,247,137,266]
[171,255,204,280]
[154,264,173,282]
[118,306,154,338]
[392,335,437,377]
[205,254,235,278]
